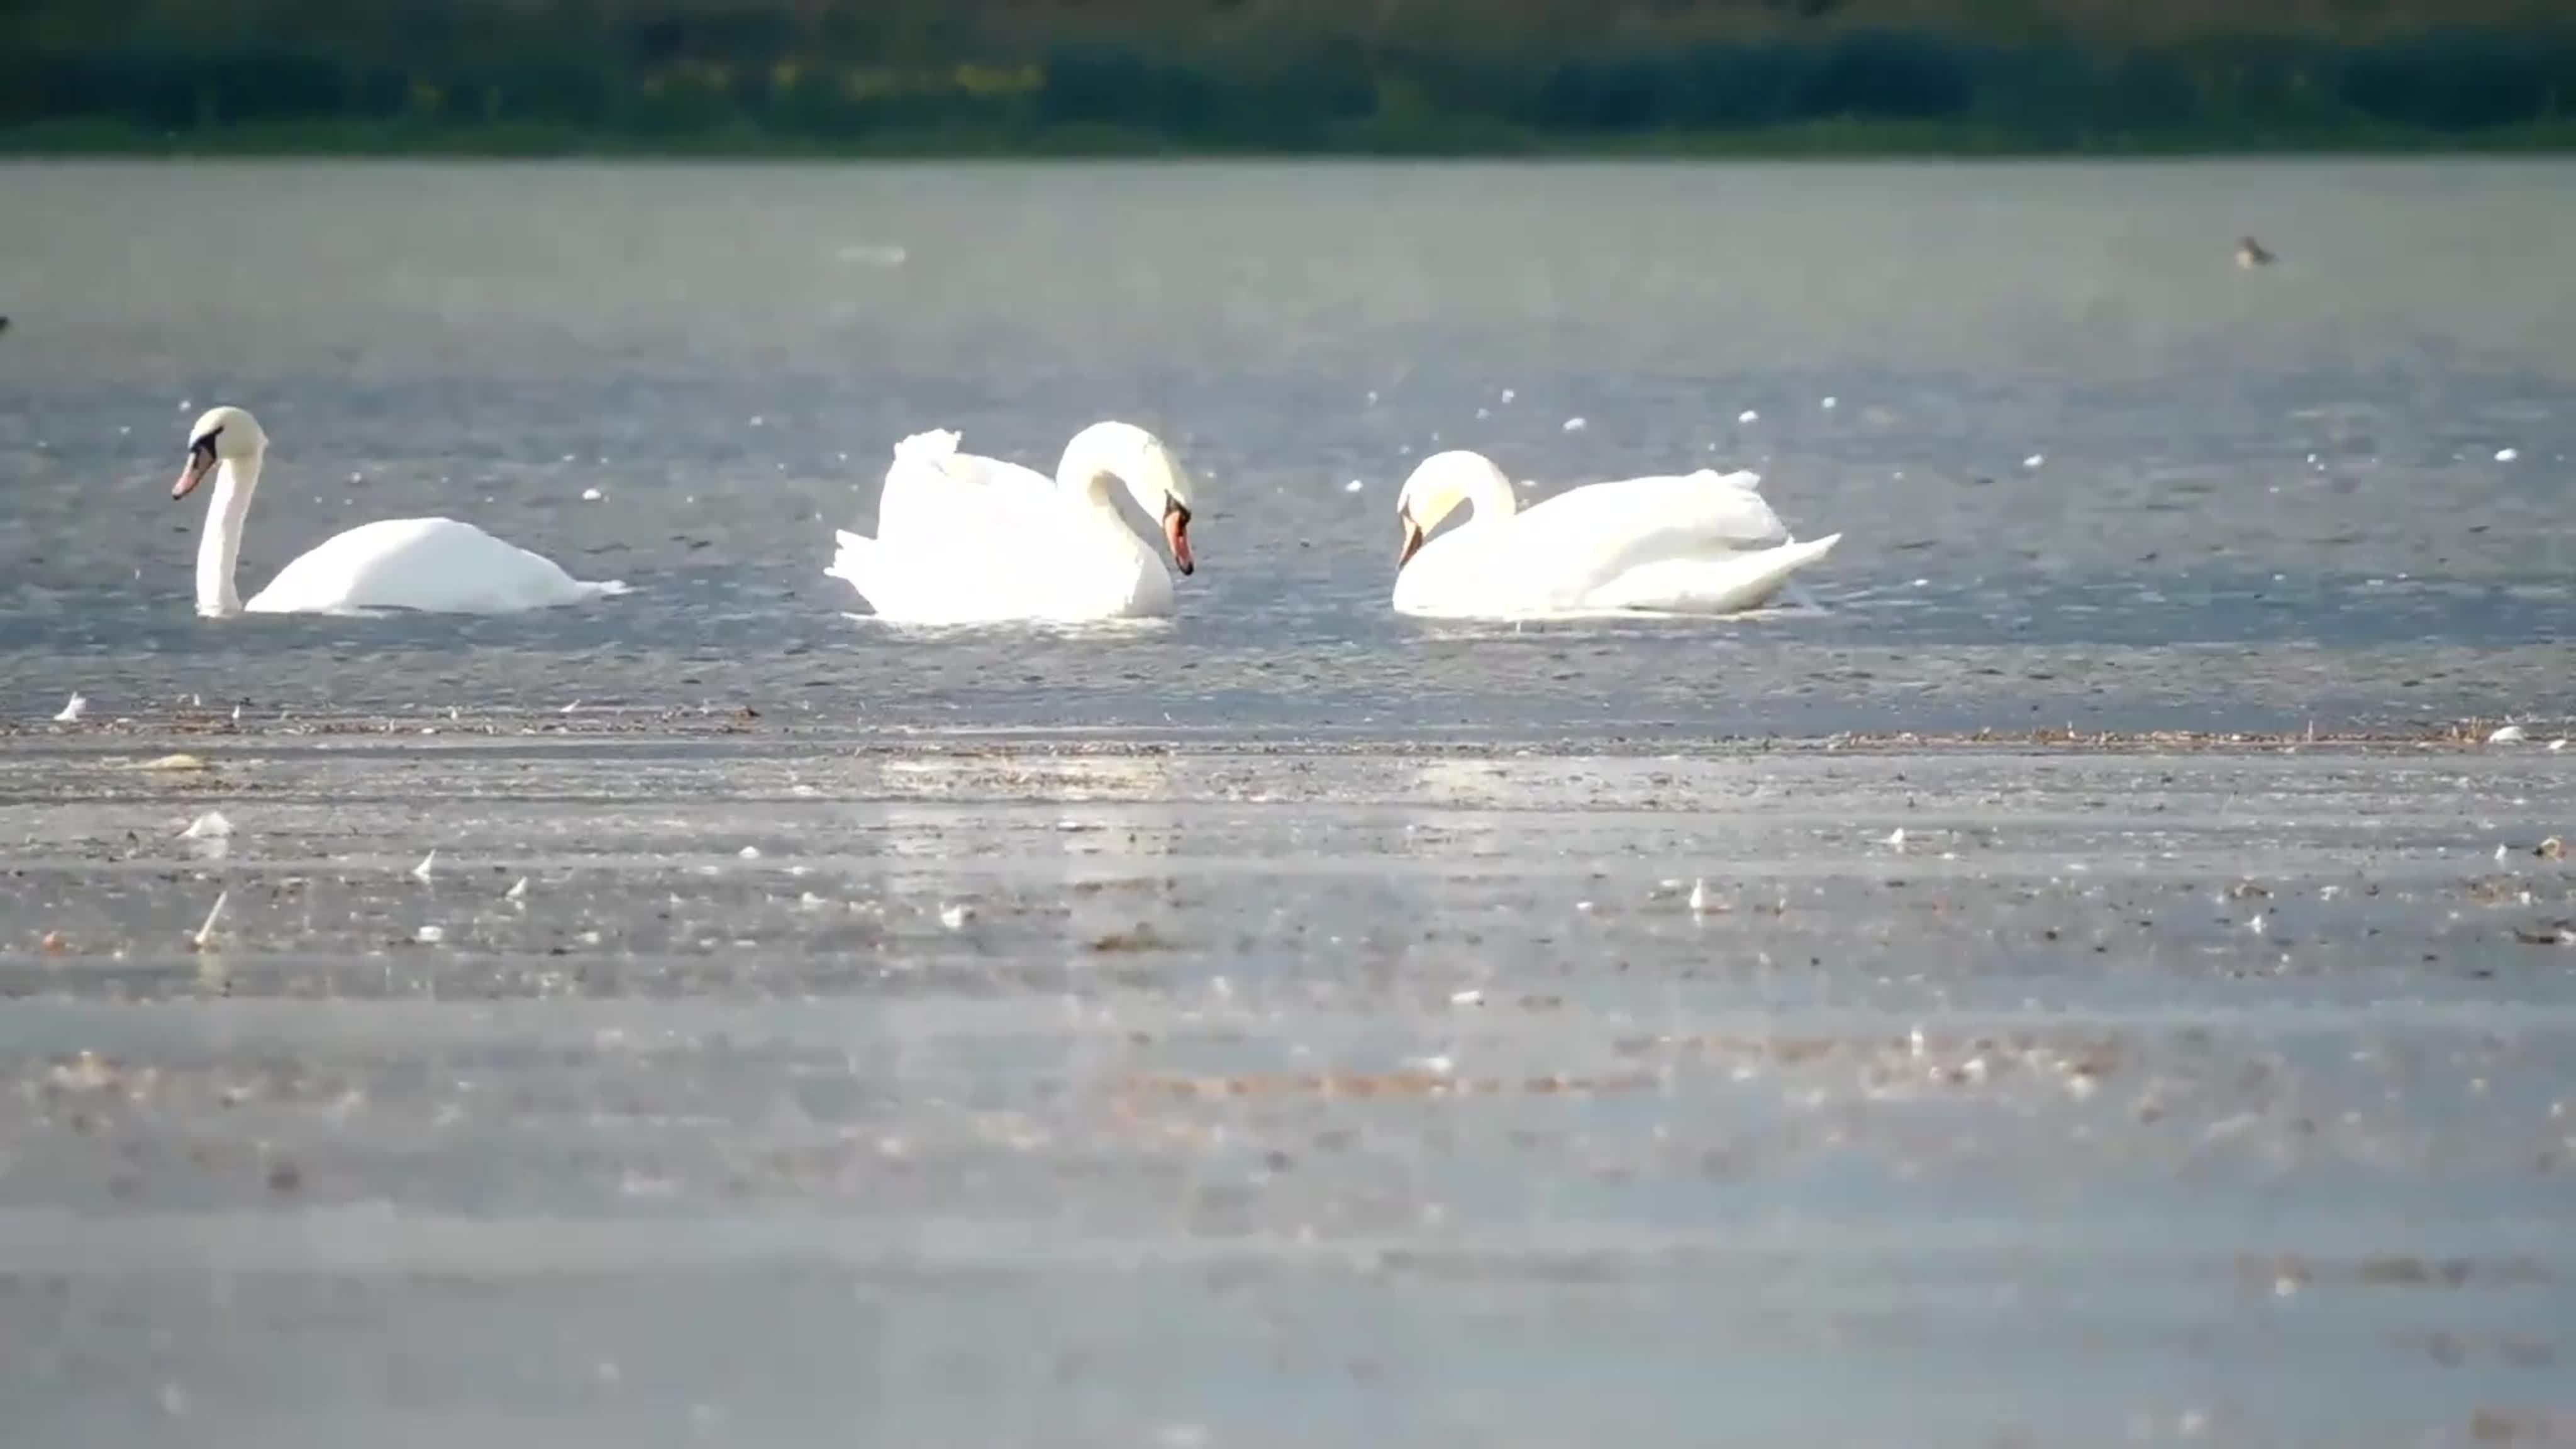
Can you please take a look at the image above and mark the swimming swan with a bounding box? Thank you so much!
[172,406,626,617]
[1391,450,1840,619]
[826,423,1197,625]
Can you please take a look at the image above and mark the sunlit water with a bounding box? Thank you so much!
[5,736,2575,1446]
[3,160,2575,1446]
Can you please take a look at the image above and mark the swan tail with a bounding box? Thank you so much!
[1589,533,1841,614]
[892,428,962,465]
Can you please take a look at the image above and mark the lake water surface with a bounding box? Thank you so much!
[2,158,2572,736]
[3,160,2574,1447]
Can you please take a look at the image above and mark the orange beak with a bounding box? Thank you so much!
[172,440,218,500]
[1162,501,1194,576]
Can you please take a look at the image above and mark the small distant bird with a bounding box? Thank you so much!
[2236,236,2276,269]
[0,316,12,335]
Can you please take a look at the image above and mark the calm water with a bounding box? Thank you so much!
[2,158,2573,735]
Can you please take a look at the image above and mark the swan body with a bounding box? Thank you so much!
[828,423,1197,625]
[174,406,625,618]
[1391,450,1840,619]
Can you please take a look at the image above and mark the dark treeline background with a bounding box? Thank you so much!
[6,0,2576,151]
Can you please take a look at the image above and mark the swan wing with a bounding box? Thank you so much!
[1579,535,1841,614]
[243,518,624,614]
[1521,470,1792,557]
[877,428,1058,543]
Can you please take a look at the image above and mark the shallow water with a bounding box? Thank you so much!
[3,158,2574,734]
[4,735,2576,1446]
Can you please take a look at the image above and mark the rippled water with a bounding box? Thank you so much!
[4,161,2576,1446]
[3,158,2573,734]
[6,736,2576,1447]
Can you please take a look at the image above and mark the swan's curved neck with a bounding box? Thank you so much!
[196,455,260,618]
[1446,464,1518,527]
[1054,432,1133,511]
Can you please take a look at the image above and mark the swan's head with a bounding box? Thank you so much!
[1394,450,1511,569]
[1070,421,1196,577]
[174,406,267,500]
[1160,497,1195,577]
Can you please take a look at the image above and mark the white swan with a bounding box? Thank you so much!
[826,423,1197,625]
[1391,450,1840,619]
[172,406,626,617]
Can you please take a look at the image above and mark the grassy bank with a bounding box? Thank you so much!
[8,3,2576,158]
[12,114,2576,160]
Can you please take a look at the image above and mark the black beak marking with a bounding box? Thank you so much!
[173,428,223,500]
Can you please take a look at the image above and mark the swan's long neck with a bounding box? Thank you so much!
[1055,430,1148,524]
[1449,463,1518,526]
[196,455,260,618]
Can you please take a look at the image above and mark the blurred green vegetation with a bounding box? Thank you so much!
[5,0,2576,153]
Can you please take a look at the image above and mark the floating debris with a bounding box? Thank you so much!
[1450,987,1485,1006]
[179,810,232,840]
[1089,925,1174,953]
[50,1052,118,1092]
[132,753,211,772]
[414,924,445,944]
[1738,409,1759,423]
[1343,479,1365,492]
[580,487,604,502]
[737,845,762,860]
[2496,447,2520,463]
[192,889,228,949]
[1562,417,1587,433]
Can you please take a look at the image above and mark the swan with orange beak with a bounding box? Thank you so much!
[828,421,1201,625]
